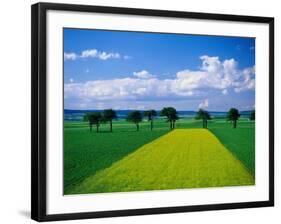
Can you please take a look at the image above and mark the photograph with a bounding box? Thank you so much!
[30,2,274,221]
[63,28,256,195]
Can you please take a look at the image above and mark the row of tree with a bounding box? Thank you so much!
[195,108,255,129]
[83,109,117,132]
[127,107,179,131]
[84,108,255,132]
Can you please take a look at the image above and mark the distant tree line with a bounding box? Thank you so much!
[126,107,178,131]
[83,109,117,132]
[84,108,255,132]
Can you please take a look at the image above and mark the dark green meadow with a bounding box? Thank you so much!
[64,120,169,193]
[209,122,255,174]
[64,117,255,194]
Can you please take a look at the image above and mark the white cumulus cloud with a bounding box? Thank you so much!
[64,55,255,109]
[64,48,124,61]
[174,55,254,92]
[133,70,155,79]
[64,52,77,61]
[80,49,98,58]
[198,99,209,109]
[233,66,255,93]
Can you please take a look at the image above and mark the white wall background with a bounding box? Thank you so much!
[0,0,279,223]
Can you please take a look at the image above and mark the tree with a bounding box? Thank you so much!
[83,113,91,130]
[103,109,117,132]
[143,110,157,131]
[126,111,143,131]
[160,107,179,130]
[195,109,211,128]
[250,110,255,121]
[84,112,102,132]
[227,108,240,128]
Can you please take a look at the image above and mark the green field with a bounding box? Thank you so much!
[64,118,255,194]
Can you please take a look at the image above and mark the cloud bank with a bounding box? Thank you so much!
[64,48,130,61]
[64,55,255,109]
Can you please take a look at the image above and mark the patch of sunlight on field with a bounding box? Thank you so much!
[69,129,254,194]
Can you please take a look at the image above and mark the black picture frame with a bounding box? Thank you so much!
[31,2,274,222]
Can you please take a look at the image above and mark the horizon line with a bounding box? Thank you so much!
[64,108,254,112]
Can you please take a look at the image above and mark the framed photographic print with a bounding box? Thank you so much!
[31,2,274,222]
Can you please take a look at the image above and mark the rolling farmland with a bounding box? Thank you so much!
[64,121,255,195]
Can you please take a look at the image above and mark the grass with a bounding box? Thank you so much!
[209,122,255,175]
[64,120,169,193]
[69,129,254,194]
[64,118,255,194]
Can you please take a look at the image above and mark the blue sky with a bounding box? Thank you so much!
[64,28,255,111]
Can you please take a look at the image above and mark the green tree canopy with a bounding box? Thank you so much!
[160,107,179,129]
[126,110,143,131]
[195,109,211,128]
[227,108,240,128]
[84,112,102,132]
[250,110,255,121]
[143,110,157,131]
[103,109,117,132]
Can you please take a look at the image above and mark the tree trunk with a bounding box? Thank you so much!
[96,124,99,133]
[233,120,237,128]
[136,123,139,131]
[90,124,92,132]
[110,120,113,132]
[150,120,153,131]
[206,119,208,128]
[173,121,175,129]
[202,119,205,128]
[170,121,172,130]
